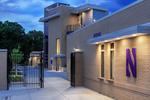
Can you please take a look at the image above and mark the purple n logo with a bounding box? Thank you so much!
[126,48,136,78]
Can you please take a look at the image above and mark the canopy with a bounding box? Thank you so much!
[87,24,150,44]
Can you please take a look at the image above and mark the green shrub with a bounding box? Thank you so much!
[11,69,21,71]
[9,76,24,82]
[10,71,23,75]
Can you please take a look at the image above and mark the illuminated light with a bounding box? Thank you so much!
[132,34,138,37]
[57,38,60,54]
[104,40,108,42]
[93,19,96,22]
[116,37,121,40]
[73,48,81,51]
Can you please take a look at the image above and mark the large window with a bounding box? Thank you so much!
[110,43,114,79]
[101,45,104,77]
[56,38,60,54]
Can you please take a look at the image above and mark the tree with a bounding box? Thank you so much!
[10,46,24,75]
[0,21,25,51]
[27,30,43,51]
[10,46,24,66]
[0,21,44,64]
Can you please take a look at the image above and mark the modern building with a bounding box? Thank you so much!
[29,51,41,67]
[40,3,108,71]
[40,0,150,100]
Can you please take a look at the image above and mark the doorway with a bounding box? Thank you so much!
[70,52,83,87]
[56,57,61,71]
[71,53,75,87]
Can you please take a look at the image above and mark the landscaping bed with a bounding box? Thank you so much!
[9,76,24,82]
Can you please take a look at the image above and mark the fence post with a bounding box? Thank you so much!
[40,51,44,88]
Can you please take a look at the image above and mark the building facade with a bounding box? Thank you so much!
[40,0,150,100]
[29,51,41,67]
[67,0,150,100]
[40,3,108,71]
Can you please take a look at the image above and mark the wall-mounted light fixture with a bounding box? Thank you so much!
[73,48,81,52]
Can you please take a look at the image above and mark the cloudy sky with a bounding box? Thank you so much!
[0,0,137,33]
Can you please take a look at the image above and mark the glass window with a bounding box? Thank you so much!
[110,43,114,79]
[56,38,60,54]
[110,51,114,79]
[101,44,104,50]
[101,52,104,77]
[111,43,114,49]
[101,45,104,77]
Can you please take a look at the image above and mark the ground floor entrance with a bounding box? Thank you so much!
[51,56,66,72]
[0,70,114,100]
[70,52,83,87]
[7,52,44,90]
[56,57,61,71]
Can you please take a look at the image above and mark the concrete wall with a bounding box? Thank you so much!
[82,10,93,25]
[47,5,109,70]
[0,49,7,90]
[48,6,78,70]
[67,0,150,100]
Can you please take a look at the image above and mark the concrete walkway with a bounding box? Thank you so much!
[0,69,115,100]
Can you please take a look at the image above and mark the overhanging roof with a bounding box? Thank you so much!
[72,4,108,14]
[39,13,60,22]
[54,54,65,58]
[87,24,150,44]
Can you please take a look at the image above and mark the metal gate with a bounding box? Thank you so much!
[7,51,44,90]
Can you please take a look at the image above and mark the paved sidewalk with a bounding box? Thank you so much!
[0,69,115,100]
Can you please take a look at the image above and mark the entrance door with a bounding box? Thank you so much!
[71,53,75,87]
[70,51,83,87]
[56,58,61,71]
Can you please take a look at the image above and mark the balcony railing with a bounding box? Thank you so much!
[66,24,85,34]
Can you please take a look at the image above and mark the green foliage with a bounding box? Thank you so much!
[27,30,44,51]
[11,46,24,65]
[10,71,22,75]
[11,69,21,71]
[0,21,43,59]
[9,76,24,82]
[0,21,25,51]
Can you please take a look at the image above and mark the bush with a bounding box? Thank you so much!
[10,71,23,75]
[11,69,21,71]
[9,76,24,82]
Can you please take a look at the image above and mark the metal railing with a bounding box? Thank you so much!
[66,24,85,34]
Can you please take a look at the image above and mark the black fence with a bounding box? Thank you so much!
[7,52,44,90]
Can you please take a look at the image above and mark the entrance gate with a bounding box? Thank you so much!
[7,52,44,90]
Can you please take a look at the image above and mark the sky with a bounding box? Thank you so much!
[0,0,137,33]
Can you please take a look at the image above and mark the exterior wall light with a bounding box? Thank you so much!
[93,19,96,22]
[116,38,121,40]
[132,34,138,37]
[73,48,81,52]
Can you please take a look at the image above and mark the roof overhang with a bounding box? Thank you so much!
[54,54,65,58]
[72,4,108,14]
[39,13,60,22]
[87,24,150,44]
